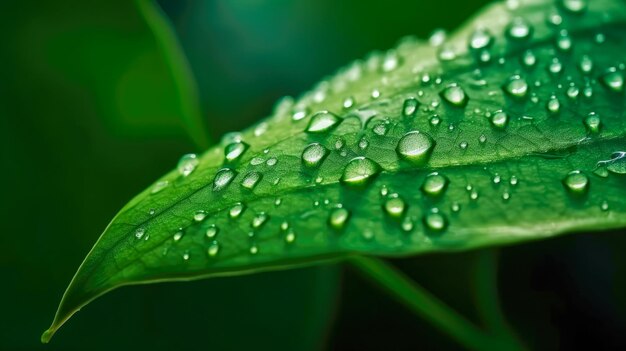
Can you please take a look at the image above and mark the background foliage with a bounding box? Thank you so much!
[1,0,626,350]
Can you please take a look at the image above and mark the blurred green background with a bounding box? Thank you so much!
[2,0,626,350]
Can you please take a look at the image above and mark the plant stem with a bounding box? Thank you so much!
[135,0,210,149]
[472,249,526,348]
[349,256,525,351]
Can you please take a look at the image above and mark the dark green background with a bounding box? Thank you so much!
[2,0,626,350]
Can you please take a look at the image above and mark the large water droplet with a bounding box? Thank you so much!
[224,141,249,162]
[440,84,469,107]
[383,194,406,218]
[302,143,330,168]
[213,168,237,191]
[305,111,342,133]
[396,131,435,165]
[329,208,350,230]
[341,157,381,186]
[178,154,199,177]
[503,75,528,98]
[422,172,449,196]
[241,171,262,190]
[562,170,589,194]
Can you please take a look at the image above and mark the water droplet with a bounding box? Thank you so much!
[382,51,401,72]
[207,241,220,257]
[173,229,184,242]
[403,98,419,117]
[249,245,258,255]
[373,123,388,136]
[151,180,169,194]
[229,202,246,218]
[470,190,479,200]
[135,228,145,239]
[224,141,249,162]
[451,202,461,212]
[341,157,381,186]
[206,224,219,239]
[329,208,350,230]
[521,50,536,67]
[285,230,296,244]
[555,30,572,51]
[547,95,561,114]
[600,67,624,92]
[182,251,190,261]
[562,170,589,194]
[396,131,436,165]
[584,112,601,133]
[469,28,493,51]
[266,157,277,166]
[490,110,509,129]
[424,209,448,232]
[149,208,156,215]
[561,0,587,13]
[506,17,532,40]
[383,194,406,218]
[502,192,511,201]
[292,107,308,121]
[358,138,369,150]
[252,212,269,229]
[479,135,487,144]
[510,176,519,186]
[440,83,469,107]
[213,168,237,191]
[429,115,441,126]
[240,171,262,190]
[549,58,563,74]
[503,75,528,98]
[578,55,593,74]
[305,111,342,133]
[343,96,355,109]
[422,172,449,196]
[459,141,468,150]
[194,210,207,222]
[177,154,199,177]
[601,201,609,211]
[371,89,381,99]
[302,143,329,168]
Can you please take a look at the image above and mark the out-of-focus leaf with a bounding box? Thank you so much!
[44,0,626,341]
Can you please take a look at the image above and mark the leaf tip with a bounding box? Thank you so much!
[40,328,54,344]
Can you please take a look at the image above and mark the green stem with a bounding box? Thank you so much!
[135,0,210,149]
[350,256,524,351]
[472,250,525,348]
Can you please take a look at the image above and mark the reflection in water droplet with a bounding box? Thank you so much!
[341,157,381,186]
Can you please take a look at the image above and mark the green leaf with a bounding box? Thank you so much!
[44,0,626,341]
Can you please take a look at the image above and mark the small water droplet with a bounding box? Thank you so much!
[563,170,589,194]
[151,180,169,194]
[249,245,258,255]
[584,112,601,133]
[424,209,448,232]
[440,83,469,107]
[173,229,184,242]
[403,98,419,117]
[266,157,277,166]
[206,224,219,239]
[490,110,509,129]
[252,212,269,229]
[451,202,461,212]
[578,55,593,74]
[241,171,262,190]
[285,230,296,244]
[600,67,624,92]
[194,210,207,222]
[422,172,449,196]
[177,154,199,177]
[343,96,355,109]
[341,157,381,186]
[207,241,220,257]
[510,176,518,186]
[547,95,561,114]
[555,30,572,51]
[213,168,237,191]
[182,251,190,261]
[224,141,249,162]
[503,75,528,98]
[305,111,342,133]
[135,228,145,239]
[373,123,388,136]
[358,138,369,150]
[396,131,436,165]
[292,107,309,121]
[229,202,246,218]
[601,201,609,211]
[383,194,406,218]
[521,50,536,67]
[469,28,493,51]
[506,17,532,40]
[329,208,350,230]
[560,0,587,13]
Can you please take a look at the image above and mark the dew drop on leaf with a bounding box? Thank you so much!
[229,203,246,219]
[422,172,449,196]
[424,209,448,232]
[584,112,601,133]
[241,171,262,190]
[251,212,269,229]
[329,208,350,230]
[560,0,587,14]
[206,225,219,239]
[562,170,589,194]
[151,180,169,194]
[134,228,145,240]
[506,17,532,40]
[600,67,624,92]
[503,75,528,98]
[173,229,184,242]
[194,210,207,222]
[341,157,382,186]
[490,110,509,129]
[207,241,220,257]
[439,83,469,107]
[383,194,406,218]
[213,168,237,191]
[305,111,342,133]
[224,141,249,162]
[396,131,436,165]
[403,97,419,117]
[177,154,199,177]
[468,27,493,51]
